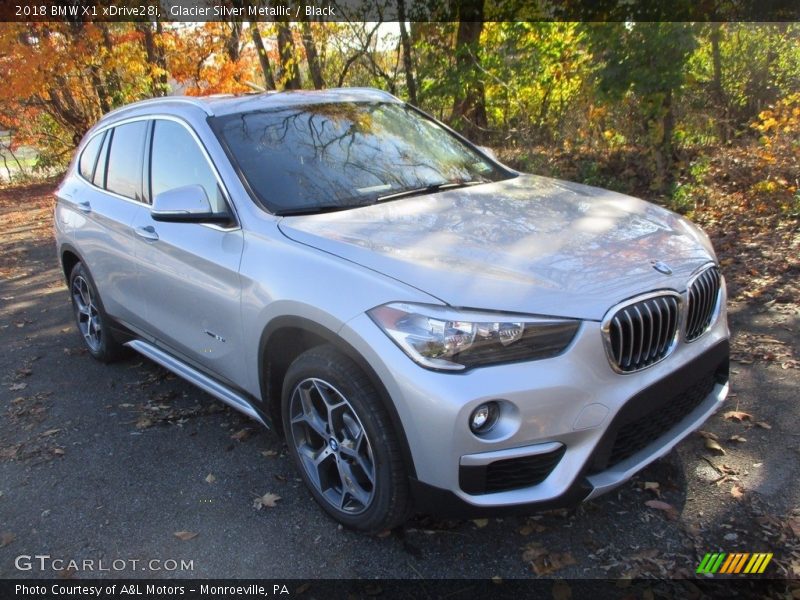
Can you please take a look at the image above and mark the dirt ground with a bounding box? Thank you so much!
[0,180,798,586]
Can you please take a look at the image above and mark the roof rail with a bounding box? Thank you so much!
[100,96,217,121]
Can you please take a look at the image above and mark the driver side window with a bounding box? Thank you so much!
[150,120,227,214]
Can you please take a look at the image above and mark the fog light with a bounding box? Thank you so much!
[469,402,499,434]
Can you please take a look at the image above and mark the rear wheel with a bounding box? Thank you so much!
[282,345,410,532]
[68,262,126,363]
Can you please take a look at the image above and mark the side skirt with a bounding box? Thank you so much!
[125,339,268,428]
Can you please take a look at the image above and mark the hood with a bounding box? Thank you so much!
[277,174,716,320]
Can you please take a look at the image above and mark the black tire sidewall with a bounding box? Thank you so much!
[281,347,407,532]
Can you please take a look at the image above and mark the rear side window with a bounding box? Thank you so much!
[78,133,104,181]
[150,120,226,213]
[93,130,111,188]
[105,121,148,201]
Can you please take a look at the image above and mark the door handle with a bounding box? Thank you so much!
[134,225,159,241]
[76,201,91,213]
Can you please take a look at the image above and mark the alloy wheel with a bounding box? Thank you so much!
[288,378,376,514]
[71,275,102,352]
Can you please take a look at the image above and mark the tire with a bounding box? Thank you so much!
[282,344,410,532]
[68,261,127,363]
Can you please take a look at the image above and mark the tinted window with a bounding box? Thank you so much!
[78,133,104,180]
[93,130,111,188]
[150,120,226,213]
[106,121,147,201]
[211,102,510,214]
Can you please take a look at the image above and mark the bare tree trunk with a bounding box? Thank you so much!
[251,24,276,90]
[98,24,123,103]
[276,21,302,90]
[300,21,325,89]
[138,22,168,97]
[89,66,111,113]
[710,23,727,143]
[451,0,487,141]
[397,0,417,104]
[225,21,242,62]
[652,88,676,192]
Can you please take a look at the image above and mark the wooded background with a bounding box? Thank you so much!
[0,17,798,216]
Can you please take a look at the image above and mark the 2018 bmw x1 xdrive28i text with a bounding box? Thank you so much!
[55,88,729,532]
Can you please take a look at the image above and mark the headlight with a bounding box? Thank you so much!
[367,302,580,371]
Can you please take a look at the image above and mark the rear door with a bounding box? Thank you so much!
[69,120,149,327]
[131,117,246,385]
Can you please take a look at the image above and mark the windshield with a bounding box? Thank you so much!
[210,101,512,214]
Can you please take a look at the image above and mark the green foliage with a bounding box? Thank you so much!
[668,154,711,215]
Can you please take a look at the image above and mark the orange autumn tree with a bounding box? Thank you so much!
[0,22,164,169]
[164,22,260,95]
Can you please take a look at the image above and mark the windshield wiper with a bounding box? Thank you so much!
[376,180,484,203]
[275,204,362,217]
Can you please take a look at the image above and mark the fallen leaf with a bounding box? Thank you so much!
[375,529,392,539]
[697,430,719,441]
[39,428,61,437]
[231,428,251,441]
[530,552,576,576]
[756,421,772,429]
[52,448,65,456]
[632,548,660,561]
[205,474,216,484]
[1,532,16,547]
[723,411,753,422]
[9,382,27,391]
[642,481,661,498]
[135,418,153,429]
[253,492,281,510]
[518,521,546,536]
[645,499,679,520]
[704,438,726,455]
[787,517,800,538]
[261,449,278,457]
[522,543,548,563]
[0,445,20,460]
[472,518,489,528]
[174,531,198,541]
[731,485,745,499]
[728,435,747,443]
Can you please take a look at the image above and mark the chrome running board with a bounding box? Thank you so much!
[125,339,267,427]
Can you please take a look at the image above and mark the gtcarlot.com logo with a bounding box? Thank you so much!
[15,554,194,573]
[696,552,773,575]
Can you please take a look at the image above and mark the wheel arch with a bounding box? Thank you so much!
[59,243,84,282]
[258,316,417,479]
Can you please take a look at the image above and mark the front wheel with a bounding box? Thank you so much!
[281,345,410,532]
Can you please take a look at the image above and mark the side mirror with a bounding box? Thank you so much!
[477,145,498,161]
[151,185,231,224]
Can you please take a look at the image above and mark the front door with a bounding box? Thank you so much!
[131,118,246,386]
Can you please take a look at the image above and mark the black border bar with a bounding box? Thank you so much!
[2,0,800,23]
[2,578,797,599]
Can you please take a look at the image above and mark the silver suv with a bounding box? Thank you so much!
[55,88,729,532]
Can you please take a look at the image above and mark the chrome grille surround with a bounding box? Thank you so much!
[684,264,722,342]
[601,291,683,374]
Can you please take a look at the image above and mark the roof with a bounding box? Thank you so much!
[99,88,401,123]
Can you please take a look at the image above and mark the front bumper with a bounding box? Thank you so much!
[338,296,729,514]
